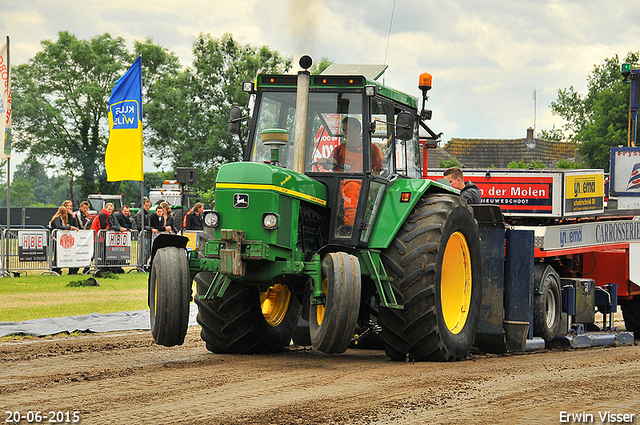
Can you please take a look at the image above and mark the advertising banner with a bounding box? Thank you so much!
[426,171,562,216]
[563,172,604,215]
[610,147,640,196]
[18,230,47,262]
[55,230,94,267]
[105,231,130,261]
[543,219,640,250]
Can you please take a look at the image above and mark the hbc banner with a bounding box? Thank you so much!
[105,231,131,261]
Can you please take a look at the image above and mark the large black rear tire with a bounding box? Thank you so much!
[194,272,301,354]
[309,252,362,354]
[378,194,482,361]
[149,246,191,347]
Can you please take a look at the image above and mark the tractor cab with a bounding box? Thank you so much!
[243,65,423,247]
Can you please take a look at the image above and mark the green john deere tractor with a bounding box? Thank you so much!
[149,57,482,361]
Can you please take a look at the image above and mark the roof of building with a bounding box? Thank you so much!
[442,131,577,169]
[424,147,458,169]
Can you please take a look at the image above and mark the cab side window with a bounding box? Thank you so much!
[370,99,395,178]
[395,109,421,178]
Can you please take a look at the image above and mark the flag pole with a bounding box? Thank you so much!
[6,36,10,231]
[5,35,10,274]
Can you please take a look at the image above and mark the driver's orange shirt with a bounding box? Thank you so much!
[331,143,383,226]
[331,143,383,172]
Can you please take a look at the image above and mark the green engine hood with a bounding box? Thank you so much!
[216,162,327,207]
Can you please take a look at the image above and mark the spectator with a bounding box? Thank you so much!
[62,200,80,275]
[135,198,155,272]
[62,200,81,230]
[50,206,79,275]
[182,205,195,230]
[185,202,204,231]
[150,202,173,233]
[162,202,178,233]
[74,201,91,230]
[90,202,113,273]
[91,202,113,233]
[109,205,132,232]
[444,167,482,204]
[135,198,155,234]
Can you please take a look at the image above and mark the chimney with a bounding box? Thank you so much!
[525,127,536,149]
[527,127,534,142]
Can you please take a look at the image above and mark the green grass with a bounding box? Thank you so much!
[0,271,151,322]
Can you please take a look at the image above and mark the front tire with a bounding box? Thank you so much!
[378,194,482,361]
[149,246,191,347]
[195,272,301,354]
[309,252,362,354]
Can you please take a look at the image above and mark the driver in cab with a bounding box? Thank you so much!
[318,117,383,228]
[319,117,383,173]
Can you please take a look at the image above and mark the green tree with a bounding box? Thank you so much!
[508,159,546,169]
[309,56,333,74]
[538,125,565,141]
[555,157,585,169]
[13,158,57,205]
[439,158,460,168]
[12,31,181,201]
[145,33,293,190]
[546,52,640,171]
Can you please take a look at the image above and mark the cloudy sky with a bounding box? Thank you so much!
[3,0,640,170]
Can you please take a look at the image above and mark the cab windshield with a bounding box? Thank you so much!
[250,91,384,174]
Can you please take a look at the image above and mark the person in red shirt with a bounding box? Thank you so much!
[319,117,383,227]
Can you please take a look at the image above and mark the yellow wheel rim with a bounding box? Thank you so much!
[315,277,328,326]
[154,277,158,314]
[260,284,291,327]
[441,231,472,334]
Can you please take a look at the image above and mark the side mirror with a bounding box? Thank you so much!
[396,112,414,141]
[228,106,243,135]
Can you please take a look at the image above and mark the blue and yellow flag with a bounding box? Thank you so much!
[105,56,143,181]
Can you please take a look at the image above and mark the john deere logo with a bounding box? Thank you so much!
[233,194,249,208]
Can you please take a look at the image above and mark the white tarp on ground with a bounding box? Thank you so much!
[0,303,199,338]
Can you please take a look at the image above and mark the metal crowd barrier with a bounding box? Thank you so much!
[0,227,199,276]
[1,226,51,276]
[93,229,143,273]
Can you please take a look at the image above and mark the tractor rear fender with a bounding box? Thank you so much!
[368,178,457,249]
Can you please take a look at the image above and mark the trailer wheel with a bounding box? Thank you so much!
[194,272,301,354]
[378,194,482,361]
[149,246,191,347]
[533,265,561,342]
[620,300,640,337]
[309,252,362,354]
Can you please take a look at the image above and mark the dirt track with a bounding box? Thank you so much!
[2,324,640,425]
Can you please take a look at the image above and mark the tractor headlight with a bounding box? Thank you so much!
[204,211,220,228]
[262,212,279,230]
